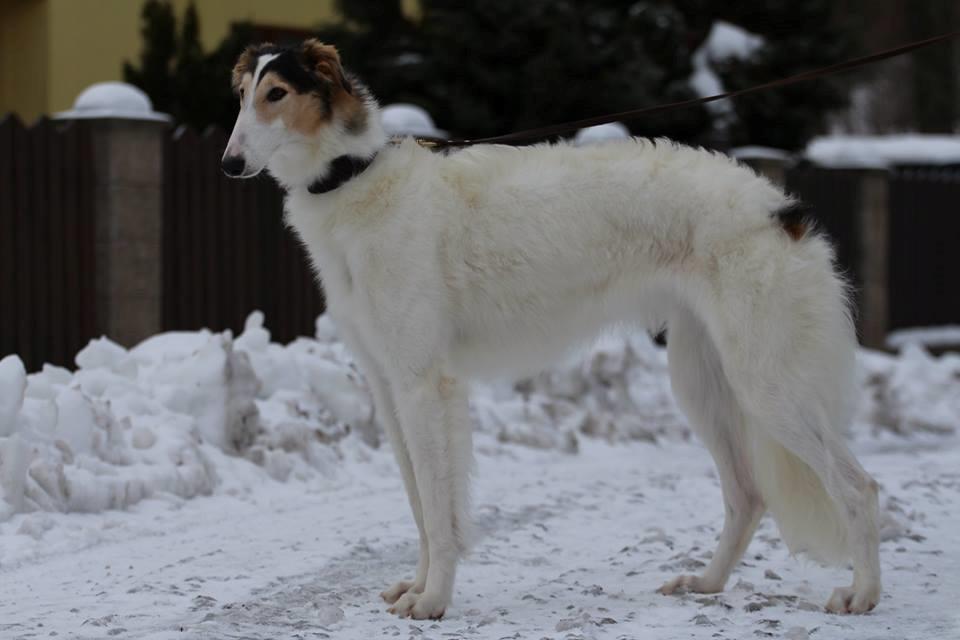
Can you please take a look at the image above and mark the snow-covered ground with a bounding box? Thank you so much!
[1,313,959,639]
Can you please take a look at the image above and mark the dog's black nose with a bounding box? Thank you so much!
[221,155,246,177]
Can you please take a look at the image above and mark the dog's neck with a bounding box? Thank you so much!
[307,154,377,195]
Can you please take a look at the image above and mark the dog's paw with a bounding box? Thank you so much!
[381,580,416,604]
[825,584,880,614]
[657,574,723,596]
[387,590,447,620]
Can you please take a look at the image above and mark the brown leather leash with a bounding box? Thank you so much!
[415,29,960,150]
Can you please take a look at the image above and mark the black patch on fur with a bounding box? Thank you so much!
[773,201,812,241]
[307,154,376,195]
[254,46,333,113]
[258,50,324,94]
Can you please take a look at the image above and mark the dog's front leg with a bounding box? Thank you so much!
[364,368,430,604]
[387,367,472,620]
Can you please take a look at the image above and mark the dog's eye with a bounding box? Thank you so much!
[267,87,288,103]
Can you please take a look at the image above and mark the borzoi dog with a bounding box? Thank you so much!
[222,39,881,620]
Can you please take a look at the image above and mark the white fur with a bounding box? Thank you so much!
[225,70,882,620]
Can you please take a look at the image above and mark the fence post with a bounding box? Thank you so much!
[56,83,170,348]
[855,169,890,350]
[733,148,790,188]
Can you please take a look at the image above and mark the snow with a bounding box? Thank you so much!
[1,312,959,638]
[805,134,960,168]
[689,21,765,119]
[729,146,792,161]
[381,103,446,138]
[573,122,631,146]
[701,21,766,63]
[54,82,171,122]
[888,325,960,351]
[0,355,26,438]
[860,346,960,436]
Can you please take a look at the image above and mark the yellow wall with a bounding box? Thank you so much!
[0,0,50,123]
[46,0,145,120]
[1,0,373,122]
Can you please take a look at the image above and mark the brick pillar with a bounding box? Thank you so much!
[855,169,890,350]
[56,82,171,348]
[84,119,168,346]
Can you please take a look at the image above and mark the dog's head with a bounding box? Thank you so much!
[222,39,375,186]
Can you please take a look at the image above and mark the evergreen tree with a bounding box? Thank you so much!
[122,0,177,115]
[124,0,252,131]
[124,0,857,147]
[318,0,712,142]
[909,0,958,133]
[710,0,855,149]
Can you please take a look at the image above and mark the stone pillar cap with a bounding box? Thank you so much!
[382,103,445,138]
[55,82,171,122]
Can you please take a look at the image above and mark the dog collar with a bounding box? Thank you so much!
[307,154,376,195]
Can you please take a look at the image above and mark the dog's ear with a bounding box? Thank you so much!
[301,39,352,94]
[232,43,273,91]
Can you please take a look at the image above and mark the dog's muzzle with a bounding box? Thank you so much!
[221,155,247,178]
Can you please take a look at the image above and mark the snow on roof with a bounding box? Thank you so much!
[805,135,960,169]
[54,82,171,122]
[573,122,631,146]
[381,103,446,138]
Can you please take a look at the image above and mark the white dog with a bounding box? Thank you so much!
[222,39,882,620]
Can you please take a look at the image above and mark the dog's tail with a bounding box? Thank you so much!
[682,216,860,566]
[743,227,858,566]
[749,431,850,564]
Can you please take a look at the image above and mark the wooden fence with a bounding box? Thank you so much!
[162,126,325,342]
[787,165,960,334]
[888,167,960,329]
[0,116,96,372]
[2,114,959,371]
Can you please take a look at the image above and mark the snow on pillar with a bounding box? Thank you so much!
[731,147,790,188]
[55,83,171,347]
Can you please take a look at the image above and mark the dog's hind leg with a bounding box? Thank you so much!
[658,307,765,596]
[388,366,472,620]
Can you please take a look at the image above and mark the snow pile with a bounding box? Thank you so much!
[1,312,958,524]
[887,325,960,351]
[475,334,683,453]
[858,346,960,436]
[805,134,960,169]
[0,313,373,523]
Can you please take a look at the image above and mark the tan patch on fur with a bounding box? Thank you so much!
[237,39,365,137]
[338,91,368,133]
[300,39,366,133]
[783,220,808,241]
[252,72,327,135]
[437,375,458,399]
[301,39,347,88]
